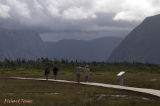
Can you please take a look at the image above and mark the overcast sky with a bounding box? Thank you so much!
[0,0,160,41]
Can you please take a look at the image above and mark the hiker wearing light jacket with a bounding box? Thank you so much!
[84,65,90,82]
[74,66,82,84]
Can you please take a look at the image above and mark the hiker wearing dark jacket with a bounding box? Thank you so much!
[45,67,50,80]
[53,66,59,80]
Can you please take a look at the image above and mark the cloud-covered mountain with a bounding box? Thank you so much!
[45,37,123,62]
[0,28,46,60]
[108,14,160,64]
[0,28,123,62]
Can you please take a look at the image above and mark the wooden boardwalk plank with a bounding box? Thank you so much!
[8,77,160,97]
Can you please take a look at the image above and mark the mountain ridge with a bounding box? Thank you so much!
[0,28,123,62]
[108,14,160,64]
[0,28,46,60]
[45,36,123,62]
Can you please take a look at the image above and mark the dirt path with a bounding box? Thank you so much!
[8,77,160,97]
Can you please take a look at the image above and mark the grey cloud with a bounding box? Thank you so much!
[0,0,159,41]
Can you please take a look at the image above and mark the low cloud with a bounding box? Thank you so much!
[62,7,96,20]
[0,4,10,18]
[0,0,159,21]
[0,0,159,36]
[6,0,31,18]
[113,0,160,21]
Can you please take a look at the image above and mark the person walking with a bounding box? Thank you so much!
[44,67,50,80]
[53,66,59,80]
[84,65,90,82]
[74,66,82,84]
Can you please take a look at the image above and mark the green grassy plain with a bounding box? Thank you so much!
[1,63,160,105]
[1,78,160,106]
[1,63,160,89]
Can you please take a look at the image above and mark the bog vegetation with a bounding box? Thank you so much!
[1,58,160,73]
[1,58,160,106]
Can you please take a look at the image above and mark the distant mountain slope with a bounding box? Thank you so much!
[45,37,123,62]
[0,28,123,61]
[108,14,160,64]
[0,28,46,60]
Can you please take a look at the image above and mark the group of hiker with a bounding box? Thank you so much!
[74,65,90,83]
[44,65,90,83]
[44,66,59,80]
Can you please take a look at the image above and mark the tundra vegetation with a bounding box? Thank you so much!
[1,58,160,106]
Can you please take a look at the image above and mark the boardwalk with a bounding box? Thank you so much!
[9,77,160,97]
